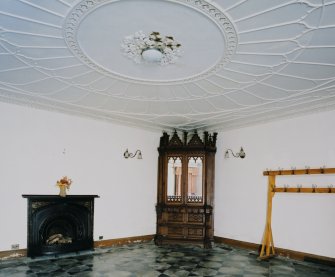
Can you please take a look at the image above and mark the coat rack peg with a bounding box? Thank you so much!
[305,166,310,174]
[320,166,326,174]
[278,167,282,175]
[312,184,317,193]
[284,184,289,192]
[291,167,296,175]
[297,184,302,192]
[328,185,333,193]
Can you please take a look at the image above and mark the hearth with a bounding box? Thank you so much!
[22,195,99,257]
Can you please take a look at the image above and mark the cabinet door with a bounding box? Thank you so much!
[186,156,204,204]
[166,156,183,203]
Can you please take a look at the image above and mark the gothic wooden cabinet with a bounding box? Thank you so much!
[155,131,217,248]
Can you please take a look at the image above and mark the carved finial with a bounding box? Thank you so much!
[160,132,170,147]
[204,131,209,145]
[213,132,218,146]
[183,131,188,145]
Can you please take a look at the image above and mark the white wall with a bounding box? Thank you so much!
[2,101,335,258]
[0,102,160,251]
[215,110,335,258]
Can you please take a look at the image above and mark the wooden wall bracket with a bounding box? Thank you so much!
[259,167,335,260]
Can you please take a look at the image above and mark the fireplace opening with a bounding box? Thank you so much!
[46,234,72,245]
[44,218,75,245]
[23,195,99,257]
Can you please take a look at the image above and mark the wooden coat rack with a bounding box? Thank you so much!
[259,167,335,260]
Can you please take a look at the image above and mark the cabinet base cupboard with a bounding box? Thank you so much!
[155,131,217,248]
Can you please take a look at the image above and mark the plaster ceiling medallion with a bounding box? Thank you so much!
[121,31,182,65]
[64,0,237,84]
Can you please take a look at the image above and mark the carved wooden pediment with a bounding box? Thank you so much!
[158,130,217,152]
[188,132,204,147]
[168,131,183,147]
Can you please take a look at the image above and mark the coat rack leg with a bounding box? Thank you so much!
[259,175,276,259]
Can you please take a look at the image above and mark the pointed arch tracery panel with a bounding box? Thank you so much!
[167,156,183,203]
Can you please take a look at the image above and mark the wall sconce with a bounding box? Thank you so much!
[225,147,246,159]
[124,149,142,159]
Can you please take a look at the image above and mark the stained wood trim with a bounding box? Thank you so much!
[273,187,335,193]
[263,168,335,176]
[94,235,155,248]
[0,249,27,260]
[214,236,335,266]
[0,235,155,260]
[214,236,259,251]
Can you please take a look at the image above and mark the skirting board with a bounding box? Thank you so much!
[94,234,155,248]
[214,236,335,266]
[0,249,27,260]
[0,235,155,260]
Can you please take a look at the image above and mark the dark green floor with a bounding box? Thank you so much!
[0,242,334,276]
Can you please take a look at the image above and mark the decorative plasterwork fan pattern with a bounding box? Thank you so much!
[0,0,335,131]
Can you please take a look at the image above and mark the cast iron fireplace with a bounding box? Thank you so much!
[22,195,99,257]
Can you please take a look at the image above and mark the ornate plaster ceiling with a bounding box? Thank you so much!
[1,0,335,131]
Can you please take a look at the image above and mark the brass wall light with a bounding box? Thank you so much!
[225,147,246,159]
[124,149,142,159]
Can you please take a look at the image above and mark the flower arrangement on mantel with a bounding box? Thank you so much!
[56,176,72,197]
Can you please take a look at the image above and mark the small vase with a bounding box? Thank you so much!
[59,185,67,197]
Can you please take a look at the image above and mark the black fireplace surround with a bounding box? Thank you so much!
[22,195,99,257]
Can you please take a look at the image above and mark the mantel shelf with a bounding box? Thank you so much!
[22,194,100,199]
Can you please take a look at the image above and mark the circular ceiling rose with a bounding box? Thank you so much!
[64,0,237,85]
